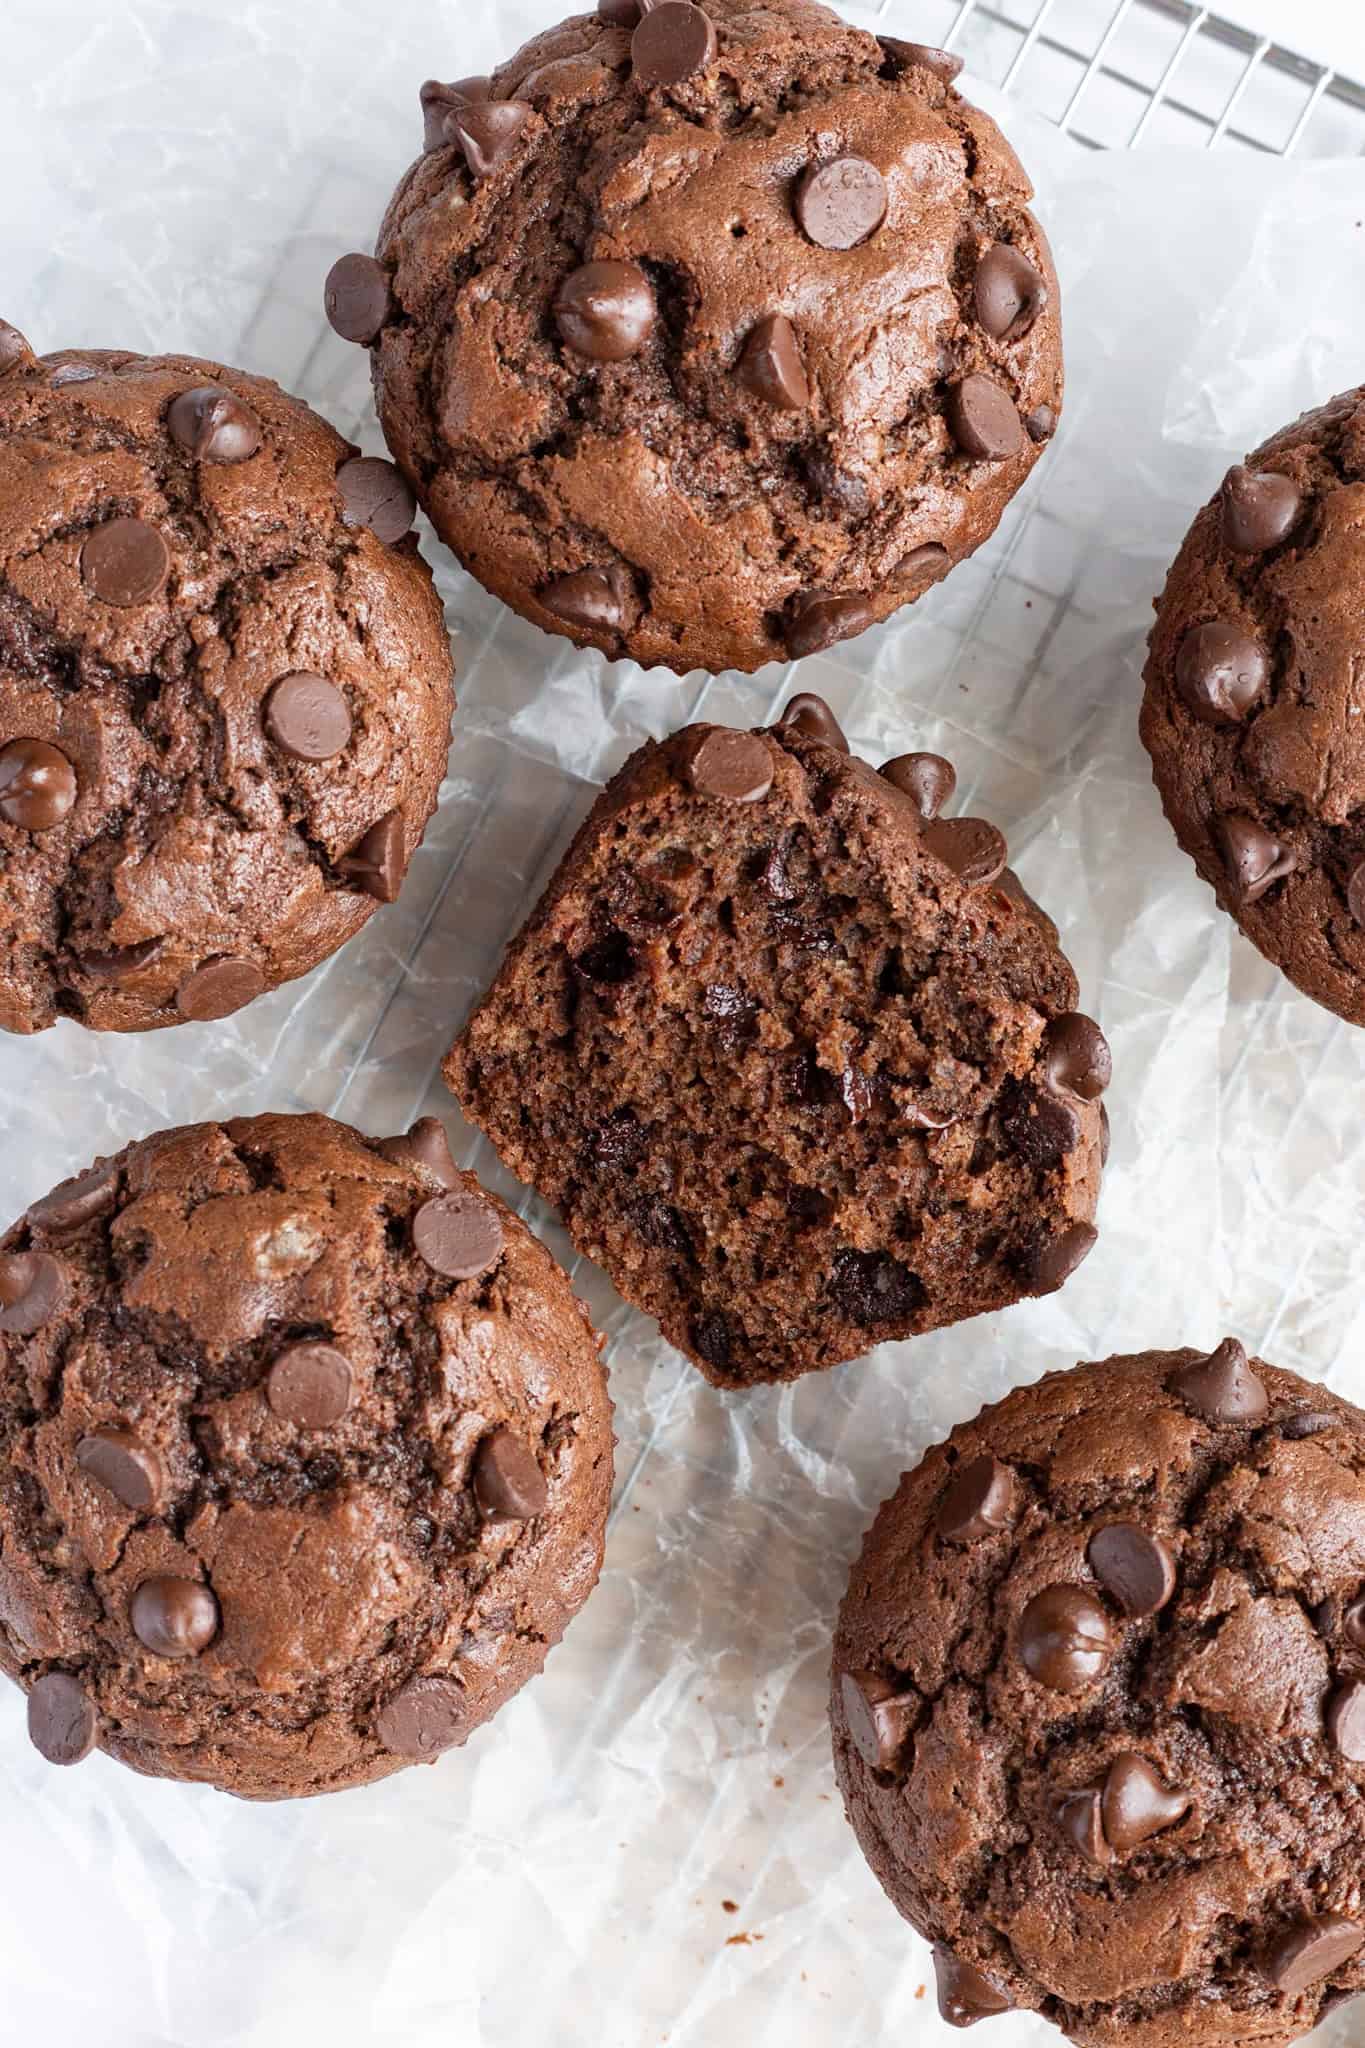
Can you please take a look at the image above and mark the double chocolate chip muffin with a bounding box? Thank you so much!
[1142,385,1365,1025]
[447,698,1107,1387]
[334,0,1062,675]
[0,1112,613,1799]
[833,1343,1365,2047]
[0,329,455,1034]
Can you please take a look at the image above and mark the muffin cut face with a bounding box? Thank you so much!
[352,0,1063,675]
[0,1113,613,1800]
[0,335,455,1033]
[832,1344,1365,2048]
[1142,385,1365,1025]
[447,705,1106,1387]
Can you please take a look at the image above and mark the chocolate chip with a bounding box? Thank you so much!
[324,254,393,345]
[336,456,416,544]
[783,589,876,660]
[76,1428,161,1511]
[377,1674,466,1758]
[263,672,352,762]
[946,376,1025,461]
[840,1671,917,1774]
[413,1191,505,1280]
[175,956,266,1023]
[880,754,956,820]
[0,738,77,831]
[78,937,165,985]
[1281,1409,1338,1441]
[1175,621,1267,725]
[933,1950,1011,2027]
[1169,1337,1269,1423]
[1345,1598,1365,1652]
[1327,1678,1365,1763]
[28,1163,118,1237]
[879,37,964,84]
[1052,1786,1110,1865]
[828,1248,922,1327]
[378,1118,459,1186]
[0,1252,67,1335]
[130,1576,219,1658]
[167,385,262,464]
[1001,1082,1080,1171]
[684,729,774,803]
[1029,1221,1097,1295]
[1102,1753,1191,1853]
[420,77,491,149]
[776,693,848,751]
[555,260,657,362]
[1045,1014,1112,1102]
[27,1672,97,1766]
[736,313,809,410]
[795,157,888,250]
[1221,465,1302,554]
[80,517,170,607]
[599,0,645,21]
[1025,404,1056,443]
[936,1454,1017,1545]
[1260,1916,1364,1998]
[974,243,1045,342]
[1099,1101,1111,1165]
[632,1,717,87]
[448,100,532,178]
[1018,1585,1113,1693]
[542,565,629,634]
[472,1428,548,1521]
[1214,814,1295,906]
[267,1342,353,1429]
[1088,1524,1176,1619]
[339,810,405,904]
[921,816,1007,889]
[895,542,950,594]
[0,318,33,373]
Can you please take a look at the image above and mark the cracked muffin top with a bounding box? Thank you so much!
[0,330,455,1034]
[0,1112,613,1800]
[1141,386,1365,1026]
[832,1343,1365,2048]
[339,0,1062,676]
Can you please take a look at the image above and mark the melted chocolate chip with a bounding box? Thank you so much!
[80,517,170,607]
[28,1162,118,1237]
[130,1576,219,1658]
[555,261,657,361]
[1101,1753,1190,1852]
[1169,1338,1269,1423]
[1088,1524,1176,1619]
[0,1251,67,1335]
[1175,621,1267,725]
[1018,1585,1113,1693]
[176,956,265,1023]
[1260,1916,1364,1998]
[1326,1679,1365,1763]
[921,816,1008,889]
[632,2,717,87]
[472,1428,548,1521]
[323,254,393,345]
[840,1671,917,1774]
[336,456,416,544]
[736,313,809,410]
[420,77,491,150]
[974,243,1046,342]
[78,937,165,985]
[1214,814,1295,906]
[936,1454,1017,1545]
[339,811,406,904]
[448,101,532,178]
[377,1118,459,1187]
[27,1672,97,1766]
[828,1248,922,1327]
[795,157,888,250]
[1221,465,1302,554]
[1052,1786,1110,1865]
[542,565,630,634]
[377,1675,466,1757]
[880,754,955,820]
[167,385,262,463]
[76,1428,161,1511]
[1045,1014,1112,1103]
[684,730,774,803]
[0,739,77,831]
[783,590,875,658]
[1000,1082,1080,1171]
[946,376,1025,461]
[879,38,964,85]
[1029,1221,1097,1295]
[933,1950,1012,2027]
[1025,404,1056,443]
[776,693,848,751]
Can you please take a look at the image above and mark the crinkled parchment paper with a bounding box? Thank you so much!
[1,4,1364,2042]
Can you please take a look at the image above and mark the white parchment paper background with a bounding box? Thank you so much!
[2,4,1365,2043]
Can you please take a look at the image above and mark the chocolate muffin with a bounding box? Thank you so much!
[0,1112,613,1800]
[832,1342,1365,2048]
[0,329,455,1034]
[1141,385,1365,1025]
[337,0,1062,676]
[446,698,1107,1388]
